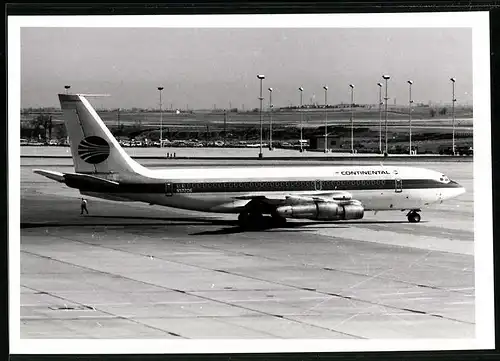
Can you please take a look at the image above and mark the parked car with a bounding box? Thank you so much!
[439,145,472,156]
[456,146,473,156]
[59,139,70,147]
[438,146,454,155]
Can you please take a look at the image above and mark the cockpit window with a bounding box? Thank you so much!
[439,174,450,183]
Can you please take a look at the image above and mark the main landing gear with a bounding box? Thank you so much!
[238,212,261,228]
[406,210,421,223]
[237,211,287,229]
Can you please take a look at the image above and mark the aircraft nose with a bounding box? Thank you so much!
[452,180,466,195]
[443,183,466,200]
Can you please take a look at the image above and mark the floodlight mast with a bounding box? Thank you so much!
[268,87,273,151]
[450,77,456,155]
[377,82,383,154]
[323,86,328,153]
[158,86,164,148]
[349,84,354,154]
[298,87,304,152]
[257,75,265,159]
[382,75,390,155]
[408,80,413,155]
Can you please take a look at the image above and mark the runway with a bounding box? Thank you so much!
[20,159,475,339]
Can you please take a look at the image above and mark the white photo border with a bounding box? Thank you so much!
[8,12,494,354]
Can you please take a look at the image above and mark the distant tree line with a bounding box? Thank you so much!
[429,107,448,117]
[21,113,68,141]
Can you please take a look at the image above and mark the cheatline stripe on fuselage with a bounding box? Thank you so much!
[72,178,463,193]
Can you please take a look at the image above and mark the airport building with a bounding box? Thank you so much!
[308,135,342,151]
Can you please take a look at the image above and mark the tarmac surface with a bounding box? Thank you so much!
[20,158,475,339]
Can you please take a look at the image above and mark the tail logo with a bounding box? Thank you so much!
[78,136,110,164]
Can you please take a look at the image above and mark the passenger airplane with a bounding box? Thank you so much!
[34,94,466,228]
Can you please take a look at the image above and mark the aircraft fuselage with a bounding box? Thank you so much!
[79,164,465,213]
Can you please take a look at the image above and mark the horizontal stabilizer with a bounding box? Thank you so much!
[34,169,120,190]
[64,173,119,187]
[33,169,65,182]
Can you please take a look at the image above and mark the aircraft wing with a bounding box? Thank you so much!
[235,191,353,206]
[33,169,119,189]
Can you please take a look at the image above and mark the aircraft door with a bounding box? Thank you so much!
[314,180,322,191]
[165,182,173,196]
[395,178,403,193]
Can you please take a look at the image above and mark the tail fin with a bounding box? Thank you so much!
[58,94,146,175]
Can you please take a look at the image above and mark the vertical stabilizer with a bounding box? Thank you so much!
[58,94,147,175]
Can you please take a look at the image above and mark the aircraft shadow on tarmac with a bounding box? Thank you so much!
[189,219,419,236]
[21,214,418,236]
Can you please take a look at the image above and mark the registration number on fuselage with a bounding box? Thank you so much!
[176,188,193,193]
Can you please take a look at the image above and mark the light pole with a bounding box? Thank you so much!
[349,84,354,154]
[450,77,456,155]
[158,86,164,148]
[408,80,413,155]
[268,87,273,151]
[64,85,71,94]
[377,82,383,154]
[257,74,265,158]
[382,75,390,155]
[298,87,304,152]
[223,109,227,147]
[323,86,328,153]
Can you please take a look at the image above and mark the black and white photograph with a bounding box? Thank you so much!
[9,12,494,354]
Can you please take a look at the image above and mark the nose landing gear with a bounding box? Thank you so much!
[407,210,421,223]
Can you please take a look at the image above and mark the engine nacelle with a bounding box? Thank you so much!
[342,203,365,220]
[276,202,364,220]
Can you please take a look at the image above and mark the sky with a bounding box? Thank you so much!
[20,27,472,109]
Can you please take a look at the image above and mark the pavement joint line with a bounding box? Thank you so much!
[21,283,188,339]
[196,240,474,296]
[401,308,427,315]
[57,238,365,339]
[22,248,360,339]
[188,246,474,325]
[54,234,474,327]
[310,227,473,257]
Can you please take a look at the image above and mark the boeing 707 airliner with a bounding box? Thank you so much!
[33,94,466,228]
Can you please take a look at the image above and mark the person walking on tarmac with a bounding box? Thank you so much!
[80,197,89,215]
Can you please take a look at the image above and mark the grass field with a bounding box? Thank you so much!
[22,105,473,128]
[20,105,473,154]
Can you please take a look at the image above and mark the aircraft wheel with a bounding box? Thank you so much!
[249,212,265,228]
[407,212,421,223]
[238,212,264,229]
[238,212,250,228]
[271,213,288,228]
